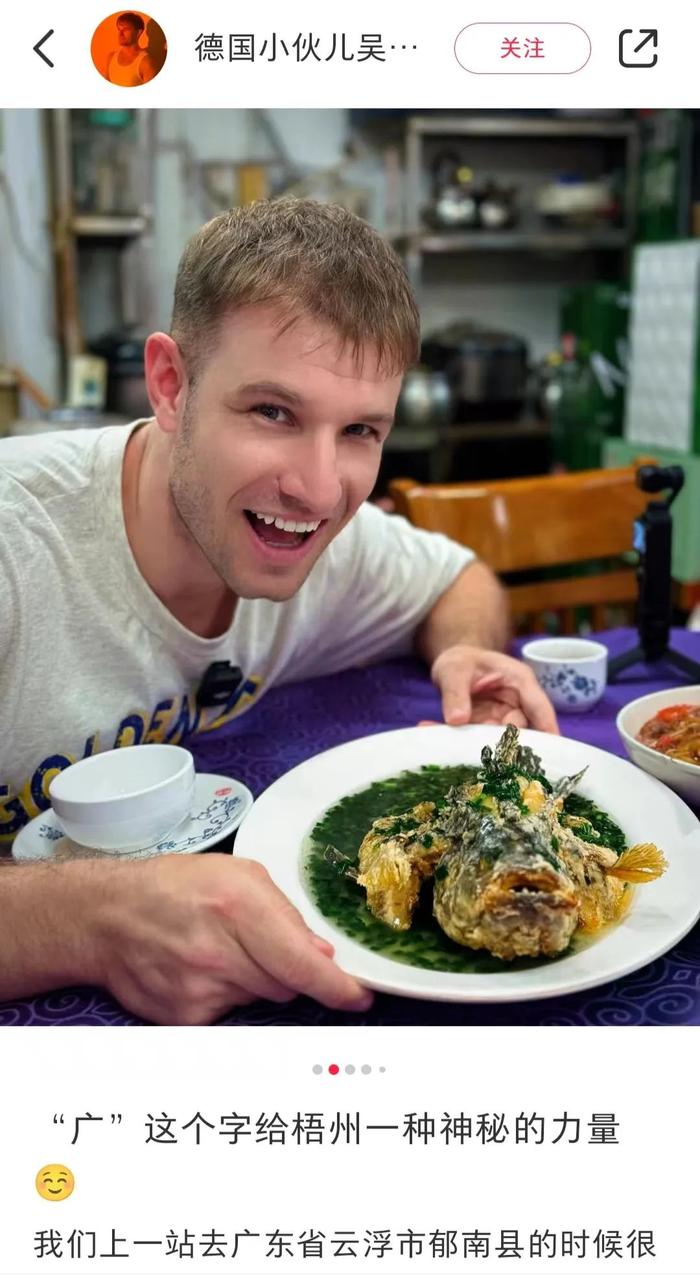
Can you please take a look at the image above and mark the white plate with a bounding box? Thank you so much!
[12,773,253,862]
[234,726,700,1004]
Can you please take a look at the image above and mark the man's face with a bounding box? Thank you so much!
[118,20,139,46]
[167,304,402,602]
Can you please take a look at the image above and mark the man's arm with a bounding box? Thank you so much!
[0,860,107,1001]
[414,559,509,661]
[413,560,558,733]
[0,856,373,1023]
[140,54,158,82]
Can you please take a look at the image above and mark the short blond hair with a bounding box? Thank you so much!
[171,197,420,378]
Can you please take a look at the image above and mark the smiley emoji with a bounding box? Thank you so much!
[35,1164,75,1201]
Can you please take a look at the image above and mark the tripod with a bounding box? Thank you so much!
[609,638,700,681]
[609,465,700,682]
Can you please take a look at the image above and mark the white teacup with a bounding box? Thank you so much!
[49,744,195,854]
[521,638,608,714]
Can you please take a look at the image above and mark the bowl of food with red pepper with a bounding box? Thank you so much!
[616,686,700,808]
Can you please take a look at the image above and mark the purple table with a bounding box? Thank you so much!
[3,628,700,1027]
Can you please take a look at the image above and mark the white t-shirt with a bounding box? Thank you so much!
[0,422,473,847]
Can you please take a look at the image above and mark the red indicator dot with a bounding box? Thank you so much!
[328,1064,340,1075]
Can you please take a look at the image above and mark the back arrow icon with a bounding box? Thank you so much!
[33,29,55,68]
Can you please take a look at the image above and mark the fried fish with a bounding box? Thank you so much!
[354,801,450,930]
[328,725,666,961]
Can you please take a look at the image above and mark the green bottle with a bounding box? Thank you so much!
[550,333,601,471]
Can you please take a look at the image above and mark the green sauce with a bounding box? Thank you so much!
[564,794,627,854]
[304,763,627,975]
[479,766,529,811]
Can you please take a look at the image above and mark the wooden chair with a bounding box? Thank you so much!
[389,466,654,634]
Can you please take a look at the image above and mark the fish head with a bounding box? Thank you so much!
[434,824,579,960]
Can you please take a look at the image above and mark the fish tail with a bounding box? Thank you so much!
[609,843,667,883]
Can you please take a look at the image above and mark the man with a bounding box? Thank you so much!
[0,199,556,1024]
[105,13,157,86]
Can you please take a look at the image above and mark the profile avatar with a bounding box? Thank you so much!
[92,11,167,86]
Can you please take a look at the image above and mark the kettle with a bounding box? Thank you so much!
[425,153,479,230]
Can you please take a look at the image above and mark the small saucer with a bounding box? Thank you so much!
[11,773,254,863]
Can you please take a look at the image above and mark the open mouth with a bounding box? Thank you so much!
[486,869,577,911]
[244,510,325,552]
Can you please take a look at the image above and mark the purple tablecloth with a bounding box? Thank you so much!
[3,628,700,1027]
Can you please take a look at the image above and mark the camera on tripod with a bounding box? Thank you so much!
[609,463,700,681]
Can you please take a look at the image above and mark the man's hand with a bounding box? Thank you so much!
[91,852,373,1024]
[430,643,559,733]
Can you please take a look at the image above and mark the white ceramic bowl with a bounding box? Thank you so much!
[49,744,195,853]
[521,638,608,713]
[616,685,700,809]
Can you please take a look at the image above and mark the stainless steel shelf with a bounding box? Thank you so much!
[70,213,148,239]
[402,113,641,293]
[407,229,629,253]
[408,114,636,140]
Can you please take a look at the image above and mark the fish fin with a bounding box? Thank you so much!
[552,766,588,801]
[609,843,667,883]
[323,845,358,881]
[492,723,520,769]
[487,723,546,781]
[481,724,518,774]
[514,743,545,780]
